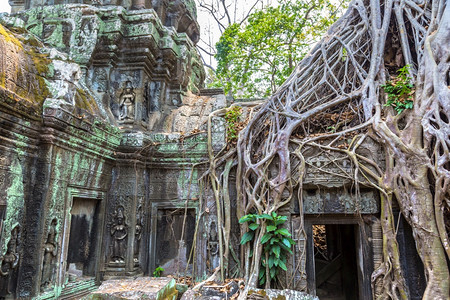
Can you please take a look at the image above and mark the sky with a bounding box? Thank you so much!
[0,0,10,13]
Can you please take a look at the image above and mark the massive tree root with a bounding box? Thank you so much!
[205,0,450,299]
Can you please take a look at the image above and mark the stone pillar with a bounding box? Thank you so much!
[104,136,147,277]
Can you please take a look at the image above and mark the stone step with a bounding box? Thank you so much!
[60,278,98,299]
[83,277,178,300]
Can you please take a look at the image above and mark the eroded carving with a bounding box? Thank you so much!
[110,206,128,263]
[0,226,20,296]
[41,219,58,291]
[207,220,219,270]
[134,206,143,262]
[118,81,136,122]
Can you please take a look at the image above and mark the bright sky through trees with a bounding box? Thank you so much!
[0,0,11,13]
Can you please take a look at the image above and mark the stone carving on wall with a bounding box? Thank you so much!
[41,219,58,291]
[207,220,219,270]
[42,21,73,51]
[118,81,136,122]
[145,81,164,113]
[134,206,143,263]
[109,206,128,264]
[94,68,108,93]
[0,226,20,296]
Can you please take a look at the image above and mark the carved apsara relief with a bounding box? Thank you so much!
[118,81,136,122]
[41,219,58,291]
[109,206,128,264]
[0,226,20,296]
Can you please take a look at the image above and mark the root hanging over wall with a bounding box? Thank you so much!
[204,0,450,299]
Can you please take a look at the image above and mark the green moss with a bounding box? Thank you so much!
[0,24,23,49]
[3,158,25,254]
[0,72,5,87]
[0,24,50,105]
[74,88,99,114]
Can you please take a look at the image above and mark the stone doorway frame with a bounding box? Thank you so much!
[304,215,373,299]
[58,188,107,288]
[148,200,198,276]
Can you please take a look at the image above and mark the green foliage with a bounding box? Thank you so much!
[382,65,414,114]
[153,266,164,277]
[224,105,243,143]
[239,212,295,286]
[213,0,345,98]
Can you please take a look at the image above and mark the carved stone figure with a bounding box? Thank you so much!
[41,219,58,291]
[118,81,136,121]
[0,226,20,296]
[207,221,219,269]
[134,206,143,262]
[146,81,163,112]
[110,206,128,263]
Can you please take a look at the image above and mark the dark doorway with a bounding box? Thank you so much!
[67,197,101,278]
[311,224,359,300]
[154,208,195,274]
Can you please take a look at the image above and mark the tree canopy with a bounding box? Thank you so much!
[213,0,344,98]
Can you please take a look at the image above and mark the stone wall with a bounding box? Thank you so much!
[0,7,224,297]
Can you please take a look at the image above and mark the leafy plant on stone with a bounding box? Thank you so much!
[224,105,242,143]
[381,65,414,114]
[239,212,295,286]
[153,266,164,277]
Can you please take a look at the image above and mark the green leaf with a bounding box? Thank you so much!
[270,267,276,278]
[274,216,288,226]
[249,223,259,231]
[275,228,291,237]
[261,233,273,244]
[266,225,277,232]
[239,214,255,223]
[268,256,274,268]
[259,268,265,280]
[270,237,279,245]
[249,248,254,257]
[280,243,293,254]
[240,231,254,244]
[273,258,279,267]
[282,237,292,248]
[278,260,287,271]
[272,245,281,258]
[257,214,273,220]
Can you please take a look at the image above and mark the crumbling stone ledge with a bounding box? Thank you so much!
[83,277,178,300]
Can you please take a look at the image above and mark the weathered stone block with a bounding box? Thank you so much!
[85,277,178,300]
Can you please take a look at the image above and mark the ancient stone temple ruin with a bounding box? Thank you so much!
[0,0,427,299]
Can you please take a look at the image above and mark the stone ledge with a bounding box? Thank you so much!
[84,277,178,300]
